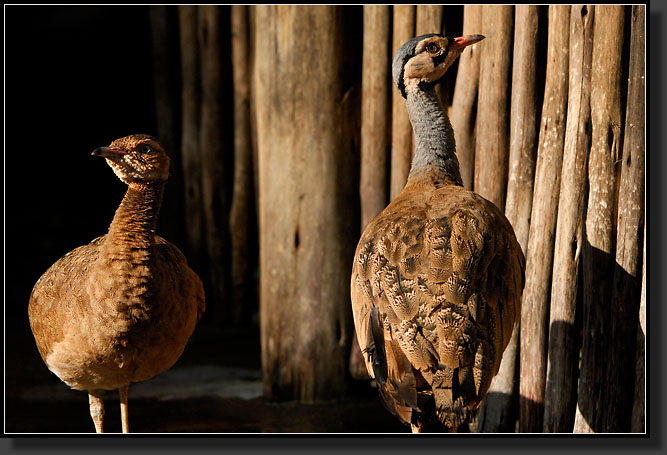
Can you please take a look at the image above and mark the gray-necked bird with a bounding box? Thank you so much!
[350,34,525,433]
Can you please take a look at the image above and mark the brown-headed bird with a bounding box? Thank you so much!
[28,135,205,433]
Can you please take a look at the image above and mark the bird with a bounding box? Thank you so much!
[350,34,525,433]
[28,134,205,433]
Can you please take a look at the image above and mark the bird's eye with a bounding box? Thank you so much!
[425,44,439,54]
[140,145,151,154]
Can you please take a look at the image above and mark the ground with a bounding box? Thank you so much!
[5,324,409,434]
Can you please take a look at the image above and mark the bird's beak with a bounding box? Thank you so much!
[450,34,485,51]
[92,146,127,159]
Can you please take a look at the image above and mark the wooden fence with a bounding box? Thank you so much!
[149,5,645,432]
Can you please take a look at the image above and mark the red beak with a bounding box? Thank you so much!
[450,34,485,51]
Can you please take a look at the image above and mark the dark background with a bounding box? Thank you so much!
[6,5,164,318]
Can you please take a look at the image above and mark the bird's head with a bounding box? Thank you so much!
[92,134,170,184]
[392,33,485,98]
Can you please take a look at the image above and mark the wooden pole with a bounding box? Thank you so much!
[519,5,570,433]
[229,5,256,326]
[178,6,206,280]
[415,5,443,37]
[351,5,391,380]
[579,4,625,433]
[450,5,483,191]
[149,6,184,246]
[389,5,415,200]
[474,5,513,210]
[631,224,646,433]
[360,5,391,231]
[547,5,595,435]
[415,5,447,107]
[606,3,644,432]
[477,5,540,434]
[199,5,230,324]
[548,4,594,434]
[505,5,540,254]
[255,5,355,402]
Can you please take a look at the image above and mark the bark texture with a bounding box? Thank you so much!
[254,5,356,402]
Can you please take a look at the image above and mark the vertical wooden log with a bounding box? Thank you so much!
[546,4,594,435]
[478,5,540,434]
[450,5,482,191]
[474,5,513,210]
[549,5,595,435]
[606,4,644,432]
[631,224,646,433]
[255,5,355,402]
[579,4,625,433]
[150,6,180,158]
[351,5,391,380]
[360,5,391,231]
[248,6,260,231]
[415,5,447,107]
[519,5,570,433]
[415,5,443,36]
[230,5,256,326]
[178,6,205,278]
[150,6,184,245]
[505,5,540,254]
[537,6,574,433]
[389,5,415,200]
[199,5,229,324]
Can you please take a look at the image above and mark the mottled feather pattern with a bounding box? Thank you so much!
[29,234,204,391]
[351,176,524,430]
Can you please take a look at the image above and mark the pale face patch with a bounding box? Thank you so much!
[403,36,464,94]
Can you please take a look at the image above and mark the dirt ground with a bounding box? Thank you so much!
[5,324,411,434]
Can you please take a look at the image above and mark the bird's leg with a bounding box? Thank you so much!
[119,384,130,433]
[88,390,105,433]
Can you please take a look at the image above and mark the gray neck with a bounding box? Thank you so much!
[405,88,463,186]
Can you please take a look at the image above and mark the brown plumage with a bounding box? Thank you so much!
[351,34,524,432]
[28,135,205,433]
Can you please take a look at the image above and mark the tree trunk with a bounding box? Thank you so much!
[631,224,646,432]
[255,5,356,402]
[229,5,256,326]
[389,5,415,200]
[606,4,644,432]
[178,6,206,281]
[199,6,230,325]
[450,5,482,191]
[579,5,625,433]
[474,5,513,210]
[519,5,570,433]
[478,7,541,433]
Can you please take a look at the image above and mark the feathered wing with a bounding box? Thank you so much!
[351,184,524,430]
[28,236,105,365]
[155,236,205,323]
